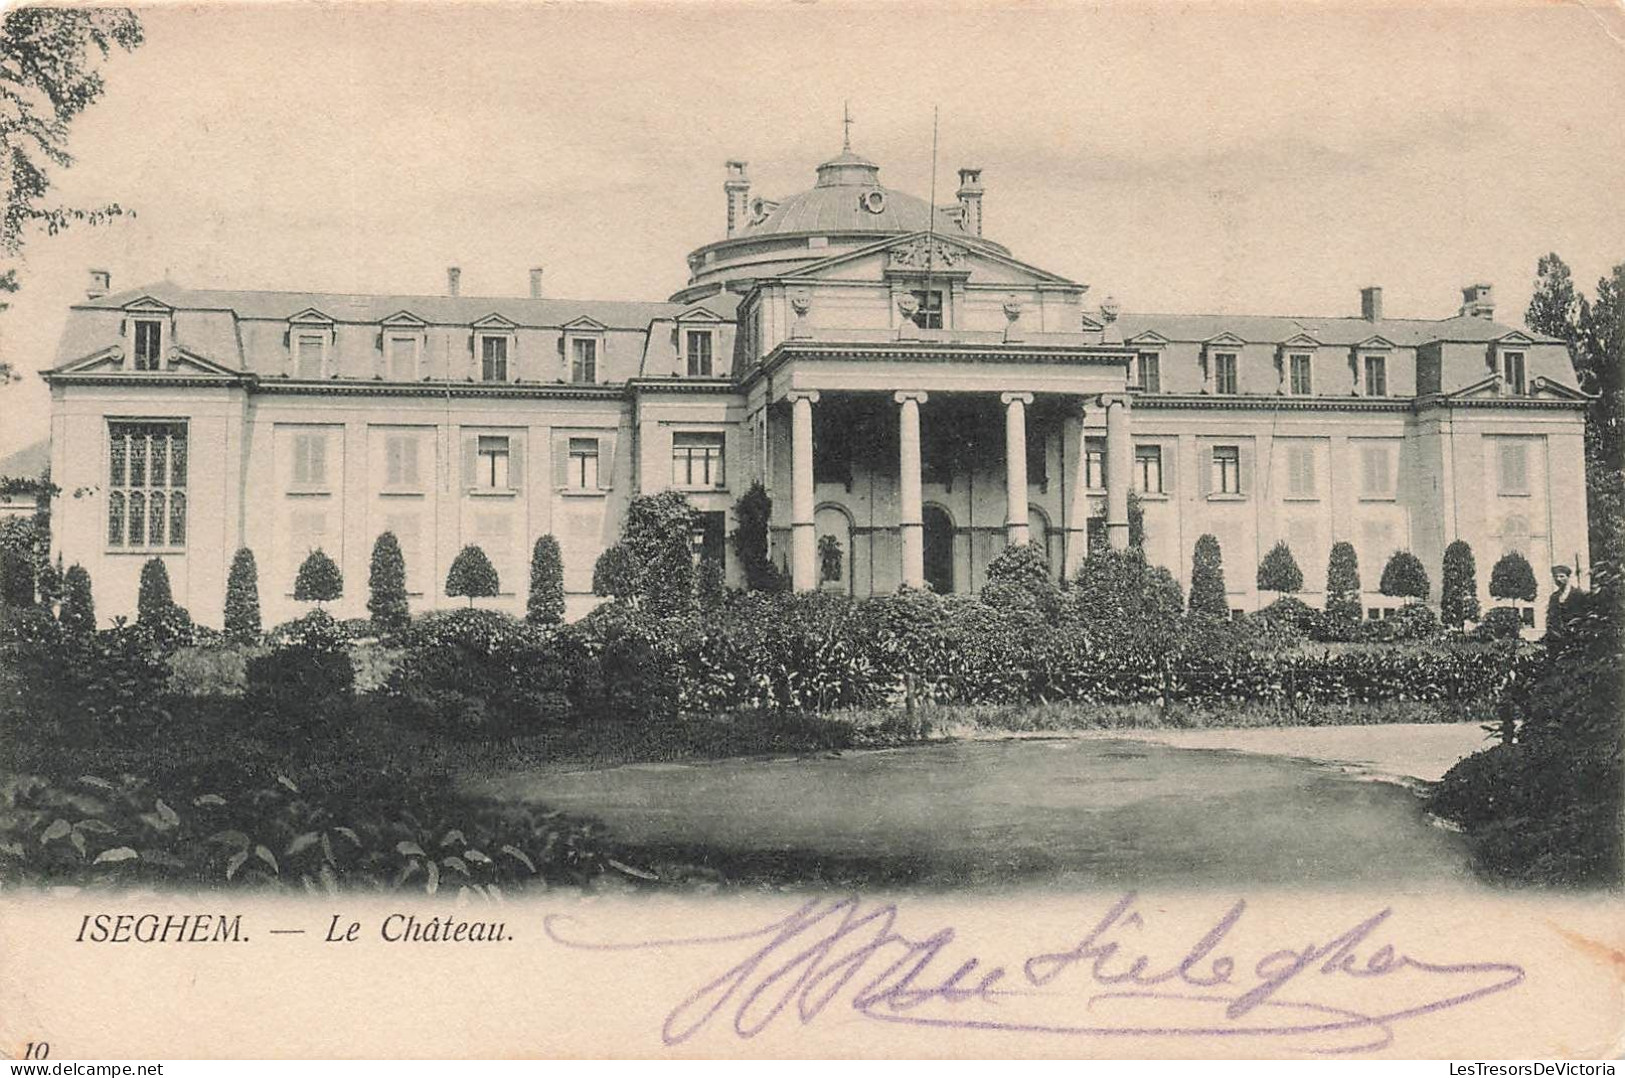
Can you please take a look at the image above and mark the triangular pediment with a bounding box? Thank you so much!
[675,305,726,324]
[1494,330,1536,347]
[1126,329,1170,347]
[1528,376,1590,401]
[1353,334,1397,350]
[288,307,334,325]
[471,312,517,330]
[1281,332,1322,349]
[561,315,608,332]
[381,309,426,327]
[122,296,174,314]
[51,345,243,379]
[780,231,1080,288]
[1202,332,1247,348]
[54,345,127,374]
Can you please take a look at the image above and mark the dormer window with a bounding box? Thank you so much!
[1135,352,1161,393]
[1289,353,1313,395]
[571,337,598,383]
[1363,355,1388,397]
[685,330,714,377]
[133,320,163,371]
[1213,353,1238,395]
[386,335,419,381]
[1503,351,1526,395]
[294,333,326,378]
[479,335,509,382]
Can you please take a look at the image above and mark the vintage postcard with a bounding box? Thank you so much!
[0,0,1621,1062]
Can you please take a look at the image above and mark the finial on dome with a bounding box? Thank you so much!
[842,101,854,152]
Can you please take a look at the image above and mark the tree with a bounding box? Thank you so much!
[983,541,1062,620]
[1440,540,1482,628]
[1527,253,1580,344]
[1256,540,1303,596]
[593,491,699,617]
[446,545,499,606]
[0,546,33,608]
[1325,541,1362,624]
[526,534,565,625]
[1188,533,1229,618]
[137,557,174,622]
[731,482,786,592]
[1379,550,1430,603]
[293,549,343,605]
[224,547,261,639]
[36,555,62,612]
[1489,551,1538,605]
[367,532,409,630]
[1087,491,1147,554]
[59,563,94,634]
[0,8,144,296]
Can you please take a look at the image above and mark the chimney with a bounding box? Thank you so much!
[528,267,544,299]
[1459,282,1495,320]
[86,269,111,300]
[956,168,984,237]
[447,266,461,297]
[724,160,750,238]
[1360,285,1383,322]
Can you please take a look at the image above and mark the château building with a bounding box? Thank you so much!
[41,140,1591,628]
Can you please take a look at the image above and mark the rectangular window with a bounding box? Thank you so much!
[107,421,186,548]
[909,289,944,329]
[295,334,325,378]
[1286,443,1317,498]
[1359,443,1394,498]
[1498,440,1529,495]
[1289,354,1313,395]
[1085,437,1106,491]
[686,331,714,377]
[385,435,420,488]
[133,321,163,371]
[1134,445,1164,494]
[1213,353,1238,395]
[672,431,725,489]
[480,336,509,382]
[292,432,329,488]
[1211,445,1241,494]
[477,435,510,489]
[1503,351,1526,395]
[388,337,417,381]
[567,437,599,490]
[571,338,597,383]
[1364,355,1387,397]
[1136,353,1161,394]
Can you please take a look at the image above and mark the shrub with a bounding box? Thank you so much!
[1489,551,1538,604]
[698,555,726,613]
[982,542,1061,621]
[1325,541,1362,627]
[1070,547,1184,655]
[1188,534,1229,618]
[59,564,95,636]
[137,558,175,622]
[1440,540,1481,629]
[1256,541,1304,596]
[0,549,33,609]
[367,532,410,631]
[293,549,343,604]
[224,548,261,640]
[731,482,787,593]
[1366,602,1440,643]
[1379,550,1430,603]
[526,535,565,625]
[446,545,500,605]
[246,610,355,735]
[36,557,62,613]
[594,491,699,617]
[1475,606,1526,641]
[1254,595,1316,630]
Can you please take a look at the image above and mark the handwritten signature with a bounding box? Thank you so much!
[543,893,1525,1053]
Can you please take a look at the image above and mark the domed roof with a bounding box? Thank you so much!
[741,148,969,238]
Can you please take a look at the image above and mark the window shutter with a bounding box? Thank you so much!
[1197,443,1212,497]
[508,436,524,490]
[461,434,477,489]
[1239,442,1254,496]
[1161,439,1175,492]
[553,433,570,489]
[598,433,616,489]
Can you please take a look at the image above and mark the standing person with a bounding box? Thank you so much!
[1545,564,1584,642]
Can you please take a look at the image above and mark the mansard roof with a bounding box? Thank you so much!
[77,282,740,330]
[1110,311,1567,348]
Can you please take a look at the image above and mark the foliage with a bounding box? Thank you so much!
[137,558,173,620]
[0,545,32,608]
[1324,541,1362,629]
[1440,540,1481,628]
[293,549,343,604]
[223,548,261,640]
[367,532,410,631]
[446,545,500,605]
[0,8,144,295]
[1475,606,1526,642]
[697,555,726,614]
[1187,533,1229,618]
[1087,490,1147,554]
[526,535,565,625]
[1364,603,1441,643]
[1256,541,1303,595]
[982,542,1062,622]
[592,491,698,617]
[36,556,61,612]
[731,482,787,593]
[1379,550,1429,602]
[245,611,355,735]
[1489,551,1538,604]
[59,564,94,635]
[818,534,843,585]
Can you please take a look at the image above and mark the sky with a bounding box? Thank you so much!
[2,0,1623,460]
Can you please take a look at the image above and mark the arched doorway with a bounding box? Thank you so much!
[922,504,955,594]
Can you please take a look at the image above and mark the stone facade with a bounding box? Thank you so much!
[42,146,1591,629]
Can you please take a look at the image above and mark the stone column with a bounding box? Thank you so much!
[1105,393,1132,550]
[895,390,928,589]
[1063,397,1091,577]
[789,390,819,591]
[1002,392,1033,546]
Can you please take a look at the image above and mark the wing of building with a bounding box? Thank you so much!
[42,145,1591,628]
